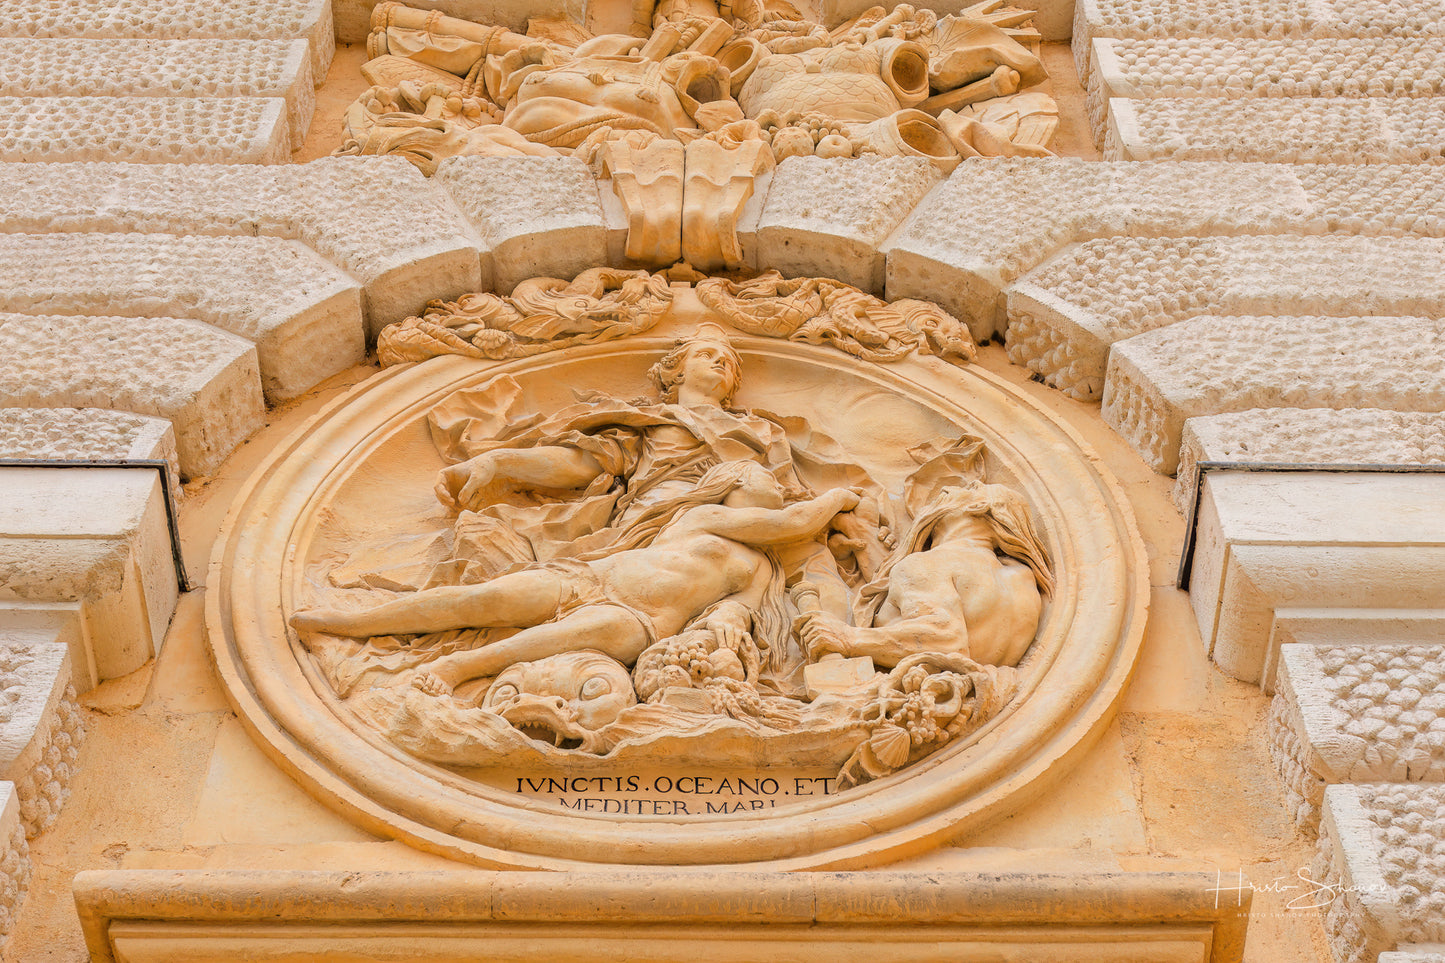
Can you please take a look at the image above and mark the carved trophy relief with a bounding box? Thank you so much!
[337,0,1058,265]
[289,281,1051,787]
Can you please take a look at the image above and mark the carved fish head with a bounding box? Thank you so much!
[480,651,637,749]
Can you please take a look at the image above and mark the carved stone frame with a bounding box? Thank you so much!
[207,338,1148,869]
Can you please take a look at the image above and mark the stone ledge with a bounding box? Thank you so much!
[73,869,1251,963]
[1186,471,1445,688]
[0,468,177,683]
[0,407,179,504]
[1102,316,1445,474]
[1174,409,1445,514]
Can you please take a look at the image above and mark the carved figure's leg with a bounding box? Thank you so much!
[418,605,651,692]
[291,569,568,638]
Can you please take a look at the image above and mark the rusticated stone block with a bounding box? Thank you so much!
[1010,235,1445,407]
[0,233,364,402]
[0,314,263,478]
[0,96,291,165]
[436,156,604,294]
[884,159,1310,341]
[1073,0,1445,82]
[0,158,485,338]
[0,39,314,146]
[1317,783,1445,963]
[756,156,940,296]
[0,0,334,78]
[1103,316,1445,474]
[1105,97,1445,164]
[1269,642,1445,833]
[0,630,84,836]
[1087,37,1445,146]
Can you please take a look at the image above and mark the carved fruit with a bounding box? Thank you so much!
[771,126,815,160]
[814,133,853,158]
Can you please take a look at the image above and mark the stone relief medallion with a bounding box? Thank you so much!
[207,276,1147,869]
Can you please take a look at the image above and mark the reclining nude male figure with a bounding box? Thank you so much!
[292,461,861,695]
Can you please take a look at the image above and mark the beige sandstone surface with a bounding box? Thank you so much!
[1,346,1328,961]
[0,0,1439,959]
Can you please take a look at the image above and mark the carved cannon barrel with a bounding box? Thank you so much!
[876,38,931,109]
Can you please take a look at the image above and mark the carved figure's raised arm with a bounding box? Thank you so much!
[436,445,607,511]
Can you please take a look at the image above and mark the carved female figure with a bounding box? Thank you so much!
[798,480,1052,669]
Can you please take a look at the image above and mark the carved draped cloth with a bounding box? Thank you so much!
[427,374,879,566]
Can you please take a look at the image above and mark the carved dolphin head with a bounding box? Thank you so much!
[480,651,637,750]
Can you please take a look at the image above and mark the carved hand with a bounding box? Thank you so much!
[798,612,855,661]
[705,600,753,653]
[435,454,496,511]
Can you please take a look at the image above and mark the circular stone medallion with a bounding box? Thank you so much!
[208,331,1147,869]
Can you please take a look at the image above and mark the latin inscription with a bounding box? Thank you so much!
[509,773,838,815]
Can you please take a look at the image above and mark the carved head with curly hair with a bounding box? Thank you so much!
[648,322,742,407]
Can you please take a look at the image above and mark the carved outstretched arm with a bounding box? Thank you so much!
[701,488,861,546]
[436,445,606,510]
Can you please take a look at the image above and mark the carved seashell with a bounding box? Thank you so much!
[869,724,912,769]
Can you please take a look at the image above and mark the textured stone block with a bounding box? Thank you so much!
[1010,235,1445,405]
[436,156,603,294]
[756,156,940,296]
[0,39,314,146]
[1103,316,1445,474]
[1188,471,1445,688]
[0,627,83,836]
[1269,642,1445,833]
[1104,97,1445,164]
[0,233,365,401]
[0,314,263,478]
[0,783,31,947]
[0,407,179,500]
[1296,164,1445,237]
[1174,409,1445,514]
[0,158,485,337]
[0,467,177,682]
[0,96,291,164]
[1317,783,1445,963]
[1072,0,1445,82]
[0,0,335,78]
[883,159,1310,340]
[1087,37,1445,145]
